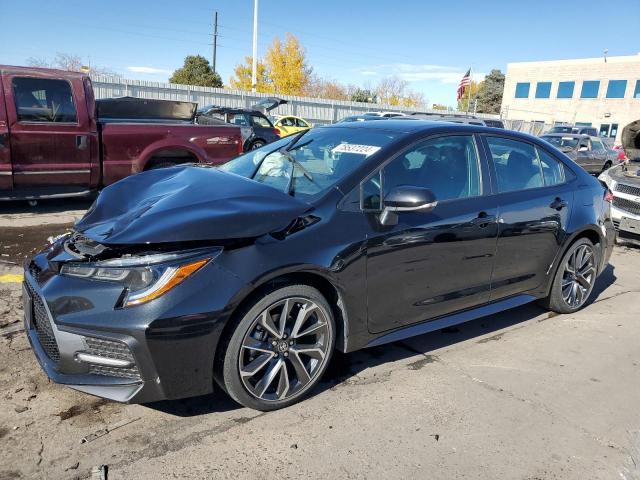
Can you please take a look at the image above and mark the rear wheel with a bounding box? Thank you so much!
[220,285,335,411]
[542,238,598,313]
[602,161,612,172]
[250,140,266,150]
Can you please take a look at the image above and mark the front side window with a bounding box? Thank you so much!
[220,127,397,199]
[535,82,552,99]
[486,137,544,193]
[515,82,530,98]
[368,135,482,210]
[606,80,627,98]
[12,77,77,123]
[557,81,575,99]
[580,81,600,99]
[591,139,605,152]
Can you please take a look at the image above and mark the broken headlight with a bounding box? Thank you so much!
[60,248,221,307]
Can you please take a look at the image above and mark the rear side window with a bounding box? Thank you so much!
[536,148,566,186]
[295,118,309,128]
[251,115,273,128]
[486,137,544,193]
[12,77,77,123]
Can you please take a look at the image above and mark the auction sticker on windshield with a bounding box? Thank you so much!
[331,144,381,156]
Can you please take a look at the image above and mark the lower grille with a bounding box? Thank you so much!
[612,197,640,216]
[615,183,640,197]
[26,283,60,362]
[83,337,141,380]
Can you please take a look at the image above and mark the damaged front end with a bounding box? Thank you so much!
[23,231,247,403]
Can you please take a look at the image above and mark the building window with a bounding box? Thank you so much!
[535,82,552,98]
[606,80,627,98]
[634,80,640,99]
[515,82,530,98]
[575,122,592,127]
[580,80,600,98]
[599,124,610,137]
[557,81,575,98]
[610,123,619,138]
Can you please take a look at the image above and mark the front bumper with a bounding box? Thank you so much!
[23,250,246,403]
[610,192,640,246]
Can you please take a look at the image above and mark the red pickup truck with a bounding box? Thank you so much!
[0,65,243,201]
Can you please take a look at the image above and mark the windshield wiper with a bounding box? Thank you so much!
[280,148,315,195]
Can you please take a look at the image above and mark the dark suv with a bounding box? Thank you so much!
[197,98,285,151]
[24,120,615,411]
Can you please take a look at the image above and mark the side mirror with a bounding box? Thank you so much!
[379,186,437,226]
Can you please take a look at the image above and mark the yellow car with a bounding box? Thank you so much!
[272,115,313,137]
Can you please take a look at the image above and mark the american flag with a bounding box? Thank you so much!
[457,69,471,101]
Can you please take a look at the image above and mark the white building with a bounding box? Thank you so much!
[501,53,640,158]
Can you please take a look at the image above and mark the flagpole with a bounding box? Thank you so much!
[466,67,472,115]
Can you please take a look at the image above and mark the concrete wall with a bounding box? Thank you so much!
[501,53,640,145]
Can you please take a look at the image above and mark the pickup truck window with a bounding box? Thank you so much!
[12,77,77,123]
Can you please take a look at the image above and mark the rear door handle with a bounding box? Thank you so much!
[76,135,88,150]
[550,197,568,210]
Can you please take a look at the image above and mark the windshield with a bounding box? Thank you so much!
[541,136,579,150]
[548,126,573,134]
[220,127,398,198]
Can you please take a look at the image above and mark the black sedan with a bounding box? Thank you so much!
[23,121,615,410]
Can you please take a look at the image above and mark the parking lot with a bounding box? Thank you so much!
[1,204,640,480]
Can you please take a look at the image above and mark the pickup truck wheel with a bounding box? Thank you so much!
[250,140,265,150]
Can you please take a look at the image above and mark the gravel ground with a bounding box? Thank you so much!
[1,203,640,479]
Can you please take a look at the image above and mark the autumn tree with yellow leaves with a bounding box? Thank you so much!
[229,33,311,95]
[229,33,426,108]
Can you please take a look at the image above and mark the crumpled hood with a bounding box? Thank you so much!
[74,165,310,245]
[609,164,640,186]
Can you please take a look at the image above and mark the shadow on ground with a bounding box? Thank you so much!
[143,265,617,417]
[0,196,95,215]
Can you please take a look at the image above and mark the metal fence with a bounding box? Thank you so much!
[91,75,501,125]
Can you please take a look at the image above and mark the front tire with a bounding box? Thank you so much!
[250,140,266,150]
[220,285,335,411]
[542,238,598,313]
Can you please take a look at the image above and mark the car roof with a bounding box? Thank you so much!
[541,133,589,139]
[323,119,542,142]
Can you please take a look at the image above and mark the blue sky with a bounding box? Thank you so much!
[1,0,638,106]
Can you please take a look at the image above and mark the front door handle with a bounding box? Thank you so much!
[76,135,88,150]
[471,211,497,228]
[550,197,568,211]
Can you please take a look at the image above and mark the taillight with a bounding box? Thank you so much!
[604,189,614,203]
[274,127,281,137]
[237,138,243,155]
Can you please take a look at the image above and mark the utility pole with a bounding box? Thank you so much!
[251,0,259,92]
[212,11,218,74]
